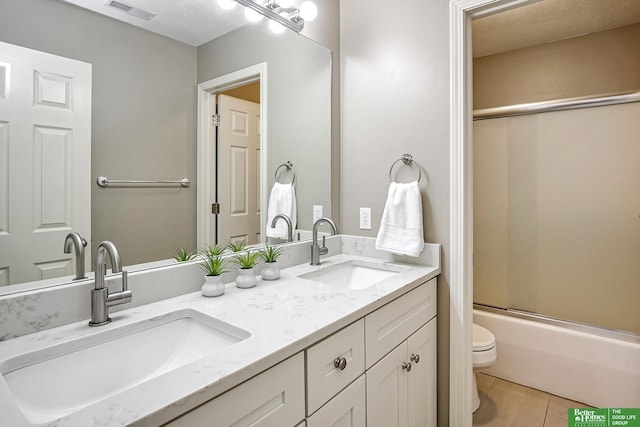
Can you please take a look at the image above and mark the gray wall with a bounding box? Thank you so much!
[0,0,198,265]
[198,24,332,231]
[340,0,451,425]
[301,0,341,227]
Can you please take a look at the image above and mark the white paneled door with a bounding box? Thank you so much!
[217,94,261,245]
[0,41,91,286]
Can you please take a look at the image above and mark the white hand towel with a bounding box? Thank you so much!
[375,181,424,257]
[266,182,297,239]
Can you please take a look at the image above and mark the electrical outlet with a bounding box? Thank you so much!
[313,205,323,223]
[360,207,372,230]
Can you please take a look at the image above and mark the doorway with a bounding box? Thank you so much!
[217,87,261,245]
[196,63,268,249]
[448,0,540,424]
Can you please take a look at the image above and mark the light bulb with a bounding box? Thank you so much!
[278,0,294,7]
[269,19,286,33]
[244,7,263,22]
[299,1,317,21]
[217,0,236,10]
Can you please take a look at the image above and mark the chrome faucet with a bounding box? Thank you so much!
[271,214,293,242]
[310,217,338,265]
[89,241,132,327]
[63,232,87,280]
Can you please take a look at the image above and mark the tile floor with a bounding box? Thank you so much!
[473,373,591,427]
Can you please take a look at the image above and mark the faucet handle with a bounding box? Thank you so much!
[121,270,128,291]
[319,236,329,256]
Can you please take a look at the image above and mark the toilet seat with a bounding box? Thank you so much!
[473,323,495,352]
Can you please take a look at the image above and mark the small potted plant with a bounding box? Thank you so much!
[258,244,284,280]
[199,244,228,297]
[173,247,196,263]
[227,238,248,253]
[233,250,260,289]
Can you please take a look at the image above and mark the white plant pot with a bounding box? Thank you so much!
[261,261,280,280]
[236,268,257,289]
[201,275,225,297]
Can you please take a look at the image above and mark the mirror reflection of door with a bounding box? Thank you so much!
[0,42,91,286]
[216,88,261,245]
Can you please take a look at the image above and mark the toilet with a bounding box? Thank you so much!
[472,323,497,412]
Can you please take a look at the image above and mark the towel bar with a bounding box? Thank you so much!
[388,154,422,183]
[96,176,190,187]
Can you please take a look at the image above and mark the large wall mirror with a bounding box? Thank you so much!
[0,0,332,293]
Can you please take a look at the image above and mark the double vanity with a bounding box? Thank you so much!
[0,236,440,426]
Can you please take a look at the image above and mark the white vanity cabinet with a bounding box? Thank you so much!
[166,278,437,427]
[165,353,305,427]
[305,277,437,427]
[365,278,437,427]
[366,320,437,427]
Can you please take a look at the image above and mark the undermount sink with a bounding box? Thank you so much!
[0,309,250,424]
[298,260,407,290]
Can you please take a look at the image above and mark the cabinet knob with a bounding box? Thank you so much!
[402,362,412,372]
[410,353,420,364]
[334,357,347,370]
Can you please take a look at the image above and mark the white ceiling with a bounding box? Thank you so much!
[60,0,640,55]
[473,0,640,58]
[59,0,249,46]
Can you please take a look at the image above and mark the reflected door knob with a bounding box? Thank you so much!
[402,362,412,372]
[410,353,420,363]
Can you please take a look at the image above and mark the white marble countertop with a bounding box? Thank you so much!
[0,238,440,427]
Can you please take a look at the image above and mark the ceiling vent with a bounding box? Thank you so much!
[106,0,156,21]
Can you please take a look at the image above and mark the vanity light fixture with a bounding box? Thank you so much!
[233,0,318,33]
[217,0,237,10]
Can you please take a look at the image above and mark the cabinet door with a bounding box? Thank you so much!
[407,319,437,427]
[366,343,408,427]
[307,375,366,427]
[166,353,305,427]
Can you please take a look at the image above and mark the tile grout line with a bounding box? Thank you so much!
[542,395,551,427]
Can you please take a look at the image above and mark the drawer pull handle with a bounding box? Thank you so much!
[410,353,420,364]
[334,357,347,370]
[402,362,412,372]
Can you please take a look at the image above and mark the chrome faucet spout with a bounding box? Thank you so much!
[310,217,338,265]
[63,232,87,280]
[94,241,123,290]
[90,241,131,327]
[271,214,293,242]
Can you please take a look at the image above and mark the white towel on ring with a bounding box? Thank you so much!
[265,182,297,239]
[375,180,424,257]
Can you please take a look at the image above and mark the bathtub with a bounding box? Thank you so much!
[474,308,640,407]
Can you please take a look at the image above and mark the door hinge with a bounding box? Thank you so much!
[211,202,220,214]
[212,114,220,127]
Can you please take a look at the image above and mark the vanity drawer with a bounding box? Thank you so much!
[307,374,365,427]
[166,353,305,427]
[365,278,436,368]
[306,319,365,415]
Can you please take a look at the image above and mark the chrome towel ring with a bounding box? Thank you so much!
[389,154,422,183]
[275,161,296,184]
